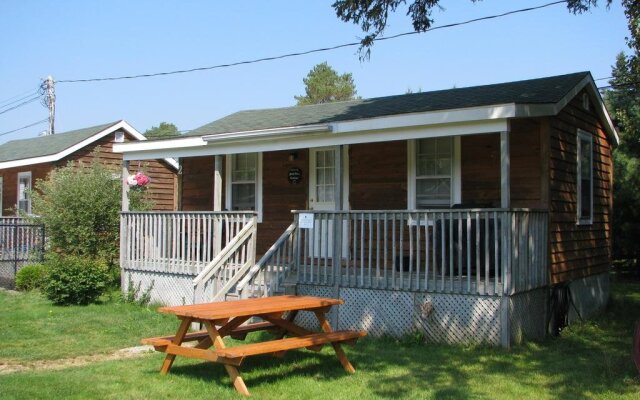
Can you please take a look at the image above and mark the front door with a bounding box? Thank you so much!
[308,147,348,258]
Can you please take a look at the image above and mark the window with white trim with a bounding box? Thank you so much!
[577,130,593,224]
[17,171,32,214]
[408,137,461,208]
[226,153,262,221]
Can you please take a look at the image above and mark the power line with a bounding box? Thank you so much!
[57,1,569,84]
[598,81,640,91]
[0,87,40,106]
[0,90,40,110]
[0,118,48,138]
[0,95,41,116]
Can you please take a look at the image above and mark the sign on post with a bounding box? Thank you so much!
[299,213,314,229]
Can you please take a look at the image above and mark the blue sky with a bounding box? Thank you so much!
[0,0,629,144]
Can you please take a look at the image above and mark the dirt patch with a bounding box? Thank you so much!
[0,345,155,375]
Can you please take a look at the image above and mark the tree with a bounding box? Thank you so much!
[144,122,180,139]
[295,62,358,105]
[604,53,640,264]
[332,0,612,58]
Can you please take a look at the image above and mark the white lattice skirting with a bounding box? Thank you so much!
[122,269,196,306]
[297,285,509,345]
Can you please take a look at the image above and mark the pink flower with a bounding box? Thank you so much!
[134,172,150,186]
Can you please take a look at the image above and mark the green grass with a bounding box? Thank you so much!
[0,289,177,361]
[0,281,639,399]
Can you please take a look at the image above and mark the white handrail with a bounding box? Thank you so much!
[193,219,256,287]
[237,222,297,292]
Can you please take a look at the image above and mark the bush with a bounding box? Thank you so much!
[29,156,154,264]
[15,264,49,291]
[43,255,111,305]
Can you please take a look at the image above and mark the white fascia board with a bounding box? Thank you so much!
[114,136,207,154]
[331,104,516,134]
[525,75,618,145]
[122,119,508,161]
[202,124,332,142]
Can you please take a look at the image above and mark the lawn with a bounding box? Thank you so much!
[0,281,639,399]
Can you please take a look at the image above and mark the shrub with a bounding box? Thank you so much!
[122,274,155,306]
[29,156,154,264]
[43,255,111,305]
[15,264,49,291]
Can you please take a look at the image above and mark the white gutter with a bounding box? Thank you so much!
[201,124,332,142]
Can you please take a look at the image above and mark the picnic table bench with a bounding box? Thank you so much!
[142,295,366,396]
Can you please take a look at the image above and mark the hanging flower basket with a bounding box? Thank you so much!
[126,172,150,188]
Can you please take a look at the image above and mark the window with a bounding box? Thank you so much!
[577,130,593,224]
[226,153,262,221]
[17,171,32,214]
[408,137,461,208]
[0,176,3,216]
[582,93,590,111]
[115,130,125,143]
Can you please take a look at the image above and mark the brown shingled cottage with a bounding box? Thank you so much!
[0,120,177,215]
[114,72,617,347]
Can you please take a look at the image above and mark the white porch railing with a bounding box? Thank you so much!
[120,212,255,274]
[292,209,548,296]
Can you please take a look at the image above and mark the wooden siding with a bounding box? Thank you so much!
[350,141,406,210]
[260,149,308,254]
[0,165,49,215]
[0,131,177,215]
[548,90,613,283]
[180,156,215,211]
[461,134,500,207]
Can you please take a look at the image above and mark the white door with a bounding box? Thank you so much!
[308,147,348,258]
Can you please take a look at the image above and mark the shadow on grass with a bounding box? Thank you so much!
[348,280,640,399]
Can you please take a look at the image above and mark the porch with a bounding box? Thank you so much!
[121,207,548,346]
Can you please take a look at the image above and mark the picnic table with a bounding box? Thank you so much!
[142,295,366,396]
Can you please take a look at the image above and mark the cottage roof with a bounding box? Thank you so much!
[113,71,617,160]
[0,121,120,163]
[0,120,178,170]
[185,71,593,137]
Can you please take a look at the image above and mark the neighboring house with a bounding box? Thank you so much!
[115,72,617,347]
[0,120,178,215]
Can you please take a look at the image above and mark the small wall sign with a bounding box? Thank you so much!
[299,213,314,229]
[288,167,302,184]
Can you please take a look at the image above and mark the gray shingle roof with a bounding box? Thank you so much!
[0,121,121,163]
[185,72,591,137]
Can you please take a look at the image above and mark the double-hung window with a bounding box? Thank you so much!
[226,153,262,221]
[577,130,593,224]
[408,137,460,208]
[17,171,32,214]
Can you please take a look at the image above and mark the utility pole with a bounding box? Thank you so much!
[40,76,55,135]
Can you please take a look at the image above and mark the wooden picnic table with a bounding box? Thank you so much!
[142,295,366,396]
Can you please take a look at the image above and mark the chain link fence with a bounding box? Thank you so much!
[0,220,45,289]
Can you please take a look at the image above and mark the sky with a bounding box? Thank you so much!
[0,0,630,145]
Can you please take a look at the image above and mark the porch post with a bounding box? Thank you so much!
[332,145,344,328]
[122,159,130,212]
[500,131,510,209]
[213,155,223,254]
[500,129,511,348]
